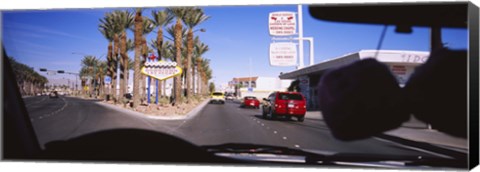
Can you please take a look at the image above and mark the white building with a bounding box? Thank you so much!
[279,50,429,110]
[228,76,293,99]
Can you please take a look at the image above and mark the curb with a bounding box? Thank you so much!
[382,129,468,151]
[96,99,210,120]
[181,98,211,120]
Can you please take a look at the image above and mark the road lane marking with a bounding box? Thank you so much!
[294,145,300,148]
[283,137,287,140]
[35,97,69,121]
[274,131,277,134]
[25,96,48,107]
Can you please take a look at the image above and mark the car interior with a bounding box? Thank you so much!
[2,1,478,169]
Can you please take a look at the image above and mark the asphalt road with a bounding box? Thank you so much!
[24,96,450,158]
[174,100,442,157]
[24,96,175,148]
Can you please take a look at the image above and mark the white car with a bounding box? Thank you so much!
[225,94,234,101]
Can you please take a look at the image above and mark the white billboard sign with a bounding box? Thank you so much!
[270,42,297,66]
[141,61,182,81]
[269,11,296,36]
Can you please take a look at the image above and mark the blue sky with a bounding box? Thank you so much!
[2,4,468,86]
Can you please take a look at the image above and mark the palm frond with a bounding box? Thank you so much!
[151,10,173,27]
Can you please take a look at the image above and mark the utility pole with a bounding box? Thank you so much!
[297,4,304,69]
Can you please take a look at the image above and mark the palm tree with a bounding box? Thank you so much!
[166,24,188,97]
[141,17,155,102]
[8,57,48,96]
[166,7,190,105]
[111,10,134,102]
[182,7,210,102]
[151,39,174,97]
[151,9,173,100]
[132,8,143,108]
[129,16,155,102]
[124,38,135,94]
[99,14,116,101]
[181,39,189,89]
[79,67,90,95]
[80,56,98,96]
[199,58,211,95]
[101,12,123,102]
[194,38,209,95]
[204,66,213,95]
[95,60,108,98]
[151,10,173,60]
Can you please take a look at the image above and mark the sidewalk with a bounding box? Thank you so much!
[305,111,323,120]
[384,126,468,150]
[387,115,467,150]
[306,111,467,150]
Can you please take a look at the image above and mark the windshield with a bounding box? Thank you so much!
[2,2,470,169]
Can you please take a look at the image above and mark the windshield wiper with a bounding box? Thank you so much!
[202,143,467,168]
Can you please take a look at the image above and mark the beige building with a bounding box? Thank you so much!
[228,76,292,100]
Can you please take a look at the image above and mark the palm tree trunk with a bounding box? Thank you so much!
[197,60,203,95]
[141,36,148,103]
[182,61,187,96]
[120,31,128,101]
[107,41,113,100]
[156,27,163,98]
[156,27,163,60]
[203,75,207,95]
[174,19,183,105]
[196,62,201,95]
[112,34,119,103]
[99,77,105,98]
[132,9,143,108]
[29,81,34,96]
[89,76,93,96]
[139,73,144,101]
[186,29,193,102]
[192,64,196,95]
[159,80,163,97]
[162,80,167,96]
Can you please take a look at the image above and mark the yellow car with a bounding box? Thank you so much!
[210,92,225,104]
